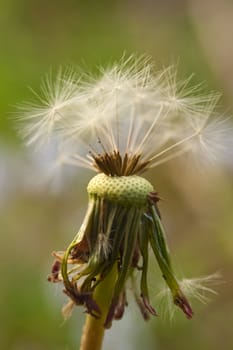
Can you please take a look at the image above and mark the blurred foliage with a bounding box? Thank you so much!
[0,0,218,142]
[0,1,233,350]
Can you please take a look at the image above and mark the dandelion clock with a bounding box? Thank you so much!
[19,56,231,350]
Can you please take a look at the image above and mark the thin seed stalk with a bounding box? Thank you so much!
[80,262,118,350]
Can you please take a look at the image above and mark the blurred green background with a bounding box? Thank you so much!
[1,1,233,349]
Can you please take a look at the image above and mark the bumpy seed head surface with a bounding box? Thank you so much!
[87,173,153,207]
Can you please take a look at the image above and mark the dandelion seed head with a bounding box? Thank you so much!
[34,56,229,328]
[18,55,231,175]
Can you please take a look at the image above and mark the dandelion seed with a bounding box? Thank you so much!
[62,299,75,321]
[157,273,221,320]
[20,55,230,336]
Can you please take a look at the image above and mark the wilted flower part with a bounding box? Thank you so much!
[20,56,229,327]
[48,173,193,326]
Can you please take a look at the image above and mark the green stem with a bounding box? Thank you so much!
[80,263,118,350]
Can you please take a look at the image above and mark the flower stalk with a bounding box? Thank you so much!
[80,262,118,350]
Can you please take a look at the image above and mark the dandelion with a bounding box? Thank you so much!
[20,56,228,350]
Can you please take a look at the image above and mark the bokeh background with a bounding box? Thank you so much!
[1,1,233,349]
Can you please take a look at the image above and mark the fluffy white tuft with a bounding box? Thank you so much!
[18,56,232,171]
[156,273,221,320]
